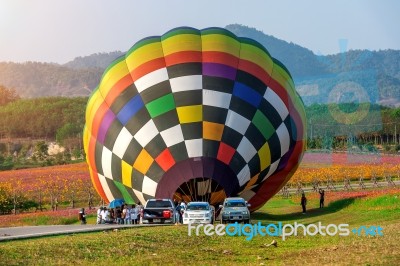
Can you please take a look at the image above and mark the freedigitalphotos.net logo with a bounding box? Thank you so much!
[188,222,383,241]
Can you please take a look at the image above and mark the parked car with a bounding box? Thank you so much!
[142,199,176,224]
[183,202,214,224]
[219,197,251,224]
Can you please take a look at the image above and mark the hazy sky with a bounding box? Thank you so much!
[0,0,399,63]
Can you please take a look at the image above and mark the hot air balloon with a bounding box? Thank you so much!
[83,27,306,211]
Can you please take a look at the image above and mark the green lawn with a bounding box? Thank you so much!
[0,193,399,266]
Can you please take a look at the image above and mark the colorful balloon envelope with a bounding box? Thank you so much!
[83,27,306,211]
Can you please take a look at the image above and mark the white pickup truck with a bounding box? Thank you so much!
[183,201,214,224]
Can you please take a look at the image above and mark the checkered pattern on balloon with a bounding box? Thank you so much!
[83,27,306,212]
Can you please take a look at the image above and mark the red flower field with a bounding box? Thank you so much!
[291,152,400,184]
[0,153,399,227]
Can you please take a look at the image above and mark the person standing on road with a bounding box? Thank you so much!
[301,193,307,214]
[116,207,123,224]
[131,204,139,224]
[96,207,102,224]
[136,202,144,224]
[101,207,107,224]
[121,205,126,224]
[180,201,187,210]
[105,208,112,224]
[123,205,131,224]
[176,202,182,224]
[79,208,87,224]
[319,189,325,208]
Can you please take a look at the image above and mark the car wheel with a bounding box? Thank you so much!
[244,219,250,224]
[148,219,153,224]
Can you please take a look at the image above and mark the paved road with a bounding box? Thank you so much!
[0,223,167,242]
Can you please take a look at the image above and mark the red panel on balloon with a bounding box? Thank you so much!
[217,142,235,165]
[155,149,176,172]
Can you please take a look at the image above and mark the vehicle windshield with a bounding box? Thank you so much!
[225,201,246,207]
[186,204,209,211]
[146,200,172,208]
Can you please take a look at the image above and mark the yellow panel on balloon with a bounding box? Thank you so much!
[258,142,271,170]
[125,42,164,71]
[202,34,240,56]
[98,60,130,97]
[176,105,202,124]
[240,43,273,74]
[121,160,133,188]
[162,34,201,56]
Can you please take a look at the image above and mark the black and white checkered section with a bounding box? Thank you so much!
[94,66,292,203]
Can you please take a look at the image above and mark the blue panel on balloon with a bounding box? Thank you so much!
[117,95,144,125]
[233,82,262,108]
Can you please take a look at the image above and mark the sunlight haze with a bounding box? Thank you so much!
[0,0,399,63]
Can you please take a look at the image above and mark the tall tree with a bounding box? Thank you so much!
[0,85,20,106]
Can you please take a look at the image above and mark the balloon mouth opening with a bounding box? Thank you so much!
[156,157,240,206]
[172,177,227,207]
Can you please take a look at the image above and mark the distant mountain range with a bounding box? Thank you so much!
[0,24,399,106]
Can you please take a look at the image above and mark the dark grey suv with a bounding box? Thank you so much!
[219,197,251,224]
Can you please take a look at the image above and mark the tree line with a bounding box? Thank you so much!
[0,96,86,140]
[306,103,400,151]
[0,93,87,168]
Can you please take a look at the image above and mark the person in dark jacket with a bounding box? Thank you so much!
[301,193,307,214]
[176,202,183,224]
[79,208,87,224]
[116,207,123,224]
[319,189,325,208]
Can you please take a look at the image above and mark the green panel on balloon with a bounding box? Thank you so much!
[252,110,275,140]
[161,28,200,40]
[146,93,176,118]
[113,180,135,204]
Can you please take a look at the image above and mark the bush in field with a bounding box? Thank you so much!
[395,144,400,152]
[0,155,13,170]
[19,200,39,212]
[34,141,48,161]
[0,185,12,214]
[0,183,40,214]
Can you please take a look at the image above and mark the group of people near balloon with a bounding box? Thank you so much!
[96,204,143,225]
[84,191,323,225]
[300,189,325,214]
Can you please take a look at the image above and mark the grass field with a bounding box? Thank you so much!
[0,189,399,266]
